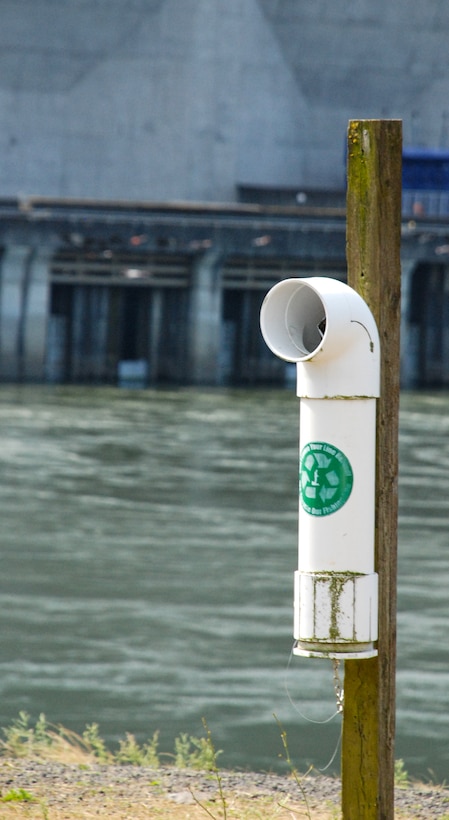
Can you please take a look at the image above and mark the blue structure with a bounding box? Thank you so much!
[402,149,449,217]
[403,148,449,191]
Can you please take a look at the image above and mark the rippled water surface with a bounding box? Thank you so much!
[0,386,448,780]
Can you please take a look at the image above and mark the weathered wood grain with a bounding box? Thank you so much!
[343,119,402,820]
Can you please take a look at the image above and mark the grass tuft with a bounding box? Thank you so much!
[116,730,160,767]
[173,727,222,771]
[1,787,35,803]
[394,759,409,788]
[0,712,221,772]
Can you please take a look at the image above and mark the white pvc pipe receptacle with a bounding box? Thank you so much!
[260,277,380,659]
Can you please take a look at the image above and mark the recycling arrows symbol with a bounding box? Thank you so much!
[300,441,353,517]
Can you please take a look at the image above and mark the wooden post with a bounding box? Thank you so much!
[342,120,402,819]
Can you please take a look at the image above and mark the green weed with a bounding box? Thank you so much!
[0,711,51,757]
[1,787,35,802]
[82,722,112,763]
[116,730,160,766]
[394,758,409,788]
[187,719,227,820]
[0,711,99,763]
[173,726,222,771]
[0,711,221,773]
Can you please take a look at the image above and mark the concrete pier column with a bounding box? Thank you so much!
[148,289,163,382]
[188,250,223,384]
[0,245,30,381]
[400,260,417,388]
[23,248,52,381]
[442,267,449,386]
[0,245,52,382]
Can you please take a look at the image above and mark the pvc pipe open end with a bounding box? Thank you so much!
[285,286,326,358]
[260,279,326,362]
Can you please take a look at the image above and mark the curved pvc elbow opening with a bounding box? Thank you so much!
[260,277,380,397]
[260,278,328,361]
[260,279,328,362]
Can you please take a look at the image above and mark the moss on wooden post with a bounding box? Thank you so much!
[343,119,402,820]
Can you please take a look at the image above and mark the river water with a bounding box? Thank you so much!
[0,386,448,781]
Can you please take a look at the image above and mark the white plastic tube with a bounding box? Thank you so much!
[260,277,380,659]
[298,399,375,574]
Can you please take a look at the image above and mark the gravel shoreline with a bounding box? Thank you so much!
[1,758,449,818]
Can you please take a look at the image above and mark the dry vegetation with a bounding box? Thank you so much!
[0,714,448,819]
[0,765,339,820]
[0,713,340,819]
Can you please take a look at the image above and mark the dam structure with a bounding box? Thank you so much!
[0,196,448,388]
[2,0,449,386]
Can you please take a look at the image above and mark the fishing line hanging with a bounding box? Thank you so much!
[284,649,344,772]
[284,648,344,725]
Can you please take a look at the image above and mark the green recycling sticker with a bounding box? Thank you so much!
[300,441,353,516]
